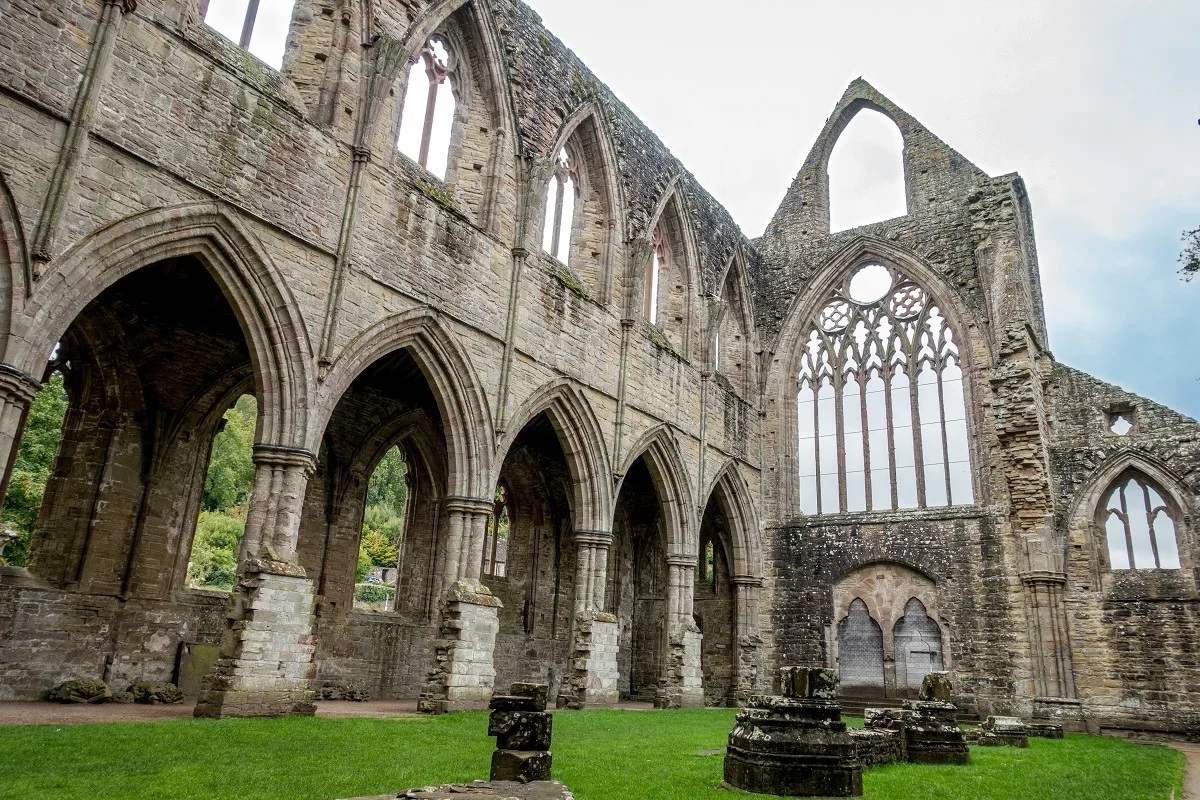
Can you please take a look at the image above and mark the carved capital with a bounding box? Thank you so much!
[573,529,614,549]
[444,495,494,515]
[0,363,42,406]
[252,444,318,474]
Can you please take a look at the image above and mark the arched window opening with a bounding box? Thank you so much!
[542,148,578,264]
[837,598,885,694]
[700,538,716,589]
[1102,472,1181,571]
[0,364,68,569]
[828,109,907,233]
[483,482,510,578]
[354,446,409,611]
[644,224,667,324]
[397,37,456,180]
[188,394,257,592]
[797,262,972,514]
[203,0,296,70]
[893,597,943,692]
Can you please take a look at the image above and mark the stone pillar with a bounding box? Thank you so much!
[732,574,764,703]
[1021,520,1080,724]
[0,364,41,503]
[419,496,502,713]
[566,531,618,709]
[194,445,318,718]
[659,553,704,708]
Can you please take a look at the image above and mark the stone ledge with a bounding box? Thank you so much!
[339,781,573,800]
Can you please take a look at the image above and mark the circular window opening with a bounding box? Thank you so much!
[848,263,892,304]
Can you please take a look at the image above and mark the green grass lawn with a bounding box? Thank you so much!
[0,709,1184,800]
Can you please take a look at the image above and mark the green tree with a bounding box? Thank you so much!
[1181,227,1200,281]
[365,446,408,521]
[360,507,400,567]
[202,394,257,513]
[0,373,68,567]
[354,447,408,591]
[187,510,244,590]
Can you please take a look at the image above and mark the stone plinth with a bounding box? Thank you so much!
[418,583,502,713]
[566,611,619,709]
[899,673,968,765]
[489,683,552,783]
[977,716,1029,747]
[1027,721,1064,739]
[723,666,863,797]
[847,728,903,766]
[658,623,704,709]
[194,561,317,718]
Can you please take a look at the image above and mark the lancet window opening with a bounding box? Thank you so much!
[542,147,579,263]
[397,37,455,180]
[1102,472,1181,570]
[482,482,511,578]
[203,0,296,69]
[644,224,667,324]
[796,262,973,514]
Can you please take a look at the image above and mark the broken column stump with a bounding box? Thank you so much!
[977,716,1029,747]
[489,683,552,783]
[723,666,863,797]
[900,672,969,765]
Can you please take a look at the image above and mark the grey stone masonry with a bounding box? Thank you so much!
[419,583,502,714]
[566,611,619,709]
[489,683,553,783]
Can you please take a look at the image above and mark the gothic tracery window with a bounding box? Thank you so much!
[1102,472,1181,570]
[542,148,578,263]
[796,262,973,514]
[397,37,456,180]
[482,482,511,578]
[644,224,667,324]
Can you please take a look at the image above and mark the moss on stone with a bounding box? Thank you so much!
[552,266,591,301]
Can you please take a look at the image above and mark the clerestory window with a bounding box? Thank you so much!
[644,224,667,324]
[1102,472,1180,570]
[797,262,973,514]
[203,0,296,70]
[397,37,456,180]
[482,482,511,578]
[542,148,578,263]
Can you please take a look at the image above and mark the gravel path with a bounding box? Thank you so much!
[0,699,420,726]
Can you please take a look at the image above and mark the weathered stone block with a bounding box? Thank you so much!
[490,750,553,783]
[488,710,552,751]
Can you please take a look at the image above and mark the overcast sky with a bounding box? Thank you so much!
[525,0,1200,419]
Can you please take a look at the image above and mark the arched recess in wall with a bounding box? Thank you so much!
[539,105,625,304]
[713,253,756,400]
[10,204,314,450]
[827,107,907,233]
[1067,452,1194,589]
[0,171,30,360]
[616,425,696,554]
[314,309,493,501]
[640,185,700,357]
[774,237,983,519]
[494,379,613,533]
[386,0,517,227]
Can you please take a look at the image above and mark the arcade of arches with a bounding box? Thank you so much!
[0,0,1198,735]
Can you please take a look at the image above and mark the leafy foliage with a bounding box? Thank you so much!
[187,395,257,591]
[354,583,395,604]
[1180,226,1200,281]
[0,373,68,567]
[201,394,257,512]
[352,446,408,605]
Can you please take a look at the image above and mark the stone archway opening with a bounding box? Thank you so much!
[488,411,577,703]
[609,456,667,703]
[2,256,263,699]
[299,347,453,701]
[696,491,736,706]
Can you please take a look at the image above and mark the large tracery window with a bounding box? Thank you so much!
[482,482,511,578]
[397,37,456,180]
[797,262,973,514]
[1102,472,1181,571]
[542,148,578,263]
[644,224,667,324]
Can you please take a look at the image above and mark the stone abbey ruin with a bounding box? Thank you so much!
[0,0,1197,736]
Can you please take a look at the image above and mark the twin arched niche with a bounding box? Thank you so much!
[641,191,698,357]
[713,256,755,400]
[833,562,945,698]
[793,257,974,516]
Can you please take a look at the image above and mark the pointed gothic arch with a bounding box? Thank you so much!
[713,251,757,398]
[314,309,493,500]
[9,203,314,450]
[639,182,701,357]
[701,458,762,580]
[0,172,29,359]
[494,379,613,533]
[617,424,696,553]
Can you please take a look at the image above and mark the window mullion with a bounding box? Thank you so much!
[834,367,848,513]
[418,62,439,169]
[1142,481,1162,568]
[859,371,872,512]
[550,177,565,260]
[1118,485,1136,570]
[239,0,260,48]
[909,332,927,509]
[936,363,952,504]
[883,364,898,510]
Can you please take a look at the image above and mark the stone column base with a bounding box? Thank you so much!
[565,611,619,709]
[418,582,502,713]
[657,623,705,709]
[194,560,317,718]
[1032,696,1086,732]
